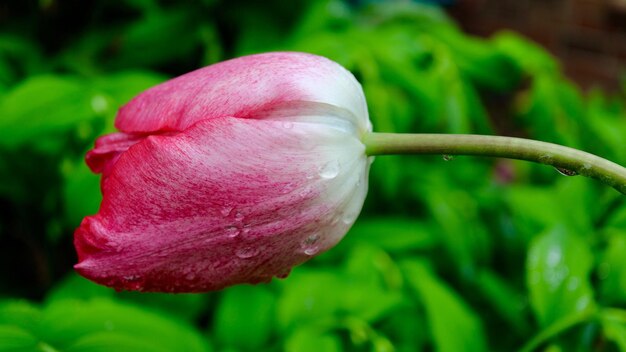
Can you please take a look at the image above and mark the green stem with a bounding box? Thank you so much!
[362,133,626,195]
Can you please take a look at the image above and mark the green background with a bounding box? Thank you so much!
[1,0,626,351]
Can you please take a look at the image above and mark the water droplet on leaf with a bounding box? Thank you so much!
[567,277,580,291]
[91,95,109,114]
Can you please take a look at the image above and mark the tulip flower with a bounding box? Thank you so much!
[75,52,626,293]
[75,52,373,292]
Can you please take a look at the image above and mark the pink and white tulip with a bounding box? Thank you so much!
[74,52,373,292]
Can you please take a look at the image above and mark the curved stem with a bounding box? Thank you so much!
[362,133,626,195]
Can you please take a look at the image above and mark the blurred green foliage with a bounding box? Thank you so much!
[1,0,626,351]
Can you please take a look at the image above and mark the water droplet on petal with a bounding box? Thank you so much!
[356,174,364,187]
[281,182,296,194]
[318,160,340,179]
[123,275,144,291]
[276,269,291,279]
[303,233,319,245]
[555,167,578,176]
[342,212,358,225]
[442,154,454,161]
[304,247,319,256]
[282,122,294,129]
[236,247,259,259]
[220,206,233,217]
[301,234,320,256]
[225,226,241,238]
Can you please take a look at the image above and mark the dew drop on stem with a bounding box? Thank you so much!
[442,154,454,161]
[555,167,578,176]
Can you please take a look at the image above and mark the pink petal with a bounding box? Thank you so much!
[85,132,148,180]
[114,52,370,134]
[75,116,369,292]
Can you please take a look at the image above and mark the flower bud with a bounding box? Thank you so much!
[74,52,373,292]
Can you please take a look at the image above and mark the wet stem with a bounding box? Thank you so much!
[362,133,626,195]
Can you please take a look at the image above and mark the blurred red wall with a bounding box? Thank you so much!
[449,0,626,92]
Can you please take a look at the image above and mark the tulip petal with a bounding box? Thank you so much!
[85,132,148,179]
[75,114,370,292]
[114,52,370,135]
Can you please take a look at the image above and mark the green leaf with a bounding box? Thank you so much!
[343,244,403,290]
[47,274,208,323]
[107,9,200,68]
[601,309,626,351]
[515,76,581,147]
[0,76,107,150]
[276,269,404,332]
[424,25,523,91]
[118,291,209,324]
[0,35,42,89]
[493,31,559,75]
[284,328,341,352]
[0,300,41,332]
[213,285,275,350]
[37,299,210,352]
[475,270,530,334]
[378,308,428,351]
[402,260,488,352]
[599,229,626,303]
[45,274,114,304]
[339,218,437,253]
[0,325,39,352]
[422,187,491,278]
[93,71,167,110]
[65,332,171,352]
[62,158,102,227]
[526,227,595,327]
[504,181,595,240]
